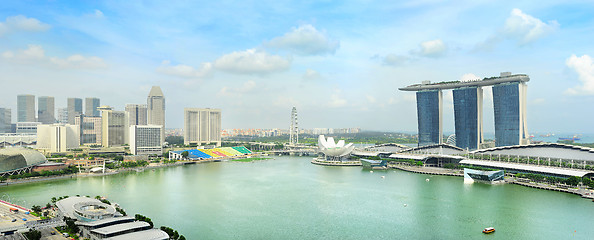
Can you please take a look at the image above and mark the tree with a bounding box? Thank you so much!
[181,151,189,159]
[565,176,580,186]
[31,205,42,213]
[23,229,41,240]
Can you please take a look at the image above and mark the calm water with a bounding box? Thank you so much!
[1,156,593,239]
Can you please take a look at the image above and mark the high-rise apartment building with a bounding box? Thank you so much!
[492,80,529,147]
[85,98,101,117]
[184,108,221,146]
[129,125,163,155]
[147,86,165,127]
[57,108,68,124]
[67,98,83,124]
[0,108,11,133]
[38,96,55,124]
[99,106,129,147]
[75,115,102,146]
[453,87,483,150]
[125,104,148,126]
[36,124,80,153]
[416,90,442,147]
[17,94,36,122]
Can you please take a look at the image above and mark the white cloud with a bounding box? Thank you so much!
[156,60,212,78]
[503,8,559,45]
[214,49,290,75]
[475,8,559,50]
[95,10,104,18]
[328,90,347,108]
[2,45,106,69]
[265,24,339,55]
[383,54,410,66]
[565,54,594,95]
[303,69,321,80]
[0,15,50,36]
[415,39,446,57]
[460,73,481,82]
[366,95,376,104]
[50,54,107,69]
[218,80,257,97]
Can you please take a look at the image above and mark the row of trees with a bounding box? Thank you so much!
[0,166,79,182]
[514,173,594,187]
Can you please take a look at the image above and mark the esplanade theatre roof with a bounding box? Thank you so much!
[0,147,46,173]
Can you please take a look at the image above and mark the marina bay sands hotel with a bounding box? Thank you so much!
[399,72,529,150]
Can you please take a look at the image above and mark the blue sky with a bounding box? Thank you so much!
[1,0,593,134]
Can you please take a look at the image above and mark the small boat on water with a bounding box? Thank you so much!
[482,227,495,234]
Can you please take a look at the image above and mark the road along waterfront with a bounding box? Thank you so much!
[1,156,594,239]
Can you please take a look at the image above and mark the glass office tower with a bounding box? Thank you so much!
[453,87,483,150]
[416,90,442,146]
[492,82,528,147]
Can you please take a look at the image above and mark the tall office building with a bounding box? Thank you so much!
[75,115,102,146]
[453,87,483,150]
[17,94,36,122]
[416,90,442,147]
[125,104,148,126]
[184,108,221,146]
[147,86,165,127]
[492,79,529,147]
[129,125,163,155]
[99,106,129,147]
[67,98,83,124]
[0,108,11,133]
[38,96,55,124]
[57,108,68,124]
[85,98,101,117]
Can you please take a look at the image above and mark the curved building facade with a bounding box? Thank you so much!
[0,148,46,175]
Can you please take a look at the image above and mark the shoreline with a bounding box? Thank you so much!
[388,164,594,200]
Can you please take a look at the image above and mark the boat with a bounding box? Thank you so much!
[482,227,495,234]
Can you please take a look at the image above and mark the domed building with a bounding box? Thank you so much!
[318,135,355,161]
[0,148,46,177]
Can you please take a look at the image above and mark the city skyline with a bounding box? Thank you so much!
[1,1,594,133]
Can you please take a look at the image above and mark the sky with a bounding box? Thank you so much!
[1,0,593,134]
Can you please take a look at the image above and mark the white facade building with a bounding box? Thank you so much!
[125,104,148,126]
[16,122,41,134]
[37,124,80,153]
[129,125,163,155]
[184,108,221,146]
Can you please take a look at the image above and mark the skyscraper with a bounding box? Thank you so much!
[38,96,55,124]
[17,94,36,122]
[0,108,11,133]
[453,87,483,150]
[99,106,129,147]
[75,115,102,146]
[492,81,528,147]
[85,97,101,117]
[57,108,68,124]
[184,108,221,146]
[147,86,165,127]
[125,104,148,126]
[129,125,163,155]
[416,90,442,147]
[67,98,83,125]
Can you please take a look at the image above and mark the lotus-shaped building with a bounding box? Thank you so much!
[318,135,355,161]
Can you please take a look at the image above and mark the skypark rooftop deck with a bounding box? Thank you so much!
[399,74,529,91]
